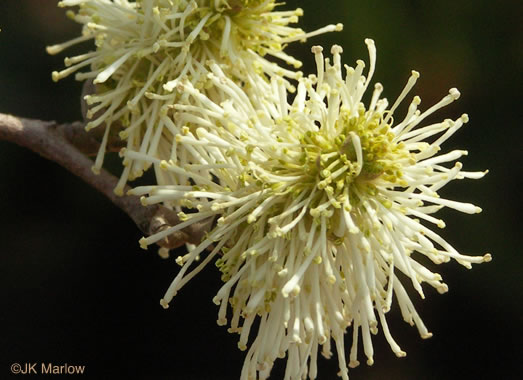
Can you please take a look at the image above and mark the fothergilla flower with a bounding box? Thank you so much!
[48,0,342,193]
[130,40,490,379]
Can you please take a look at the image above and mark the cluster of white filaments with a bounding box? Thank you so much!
[48,0,342,193]
[128,40,490,379]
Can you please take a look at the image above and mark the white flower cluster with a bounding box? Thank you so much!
[50,2,489,379]
[130,41,490,379]
[48,0,341,193]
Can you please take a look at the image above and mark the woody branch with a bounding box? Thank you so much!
[0,112,211,250]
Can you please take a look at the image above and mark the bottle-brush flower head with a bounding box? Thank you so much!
[130,39,490,379]
[47,0,342,193]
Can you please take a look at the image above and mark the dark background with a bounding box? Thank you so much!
[0,1,521,379]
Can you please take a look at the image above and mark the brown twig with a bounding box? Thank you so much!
[0,113,211,250]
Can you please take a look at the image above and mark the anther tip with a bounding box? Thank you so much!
[237,343,247,351]
[139,237,148,250]
[51,71,60,82]
[159,160,169,169]
[437,284,449,294]
[331,45,343,54]
[113,187,124,196]
[449,88,461,100]
[46,45,60,55]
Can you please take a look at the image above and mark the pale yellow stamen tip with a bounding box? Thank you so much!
[139,237,148,250]
[311,45,323,54]
[113,187,124,196]
[449,88,461,99]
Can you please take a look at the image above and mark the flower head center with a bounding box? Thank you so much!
[338,107,410,182]
[291,107,410,206]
